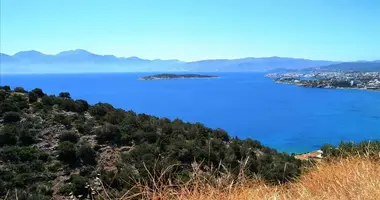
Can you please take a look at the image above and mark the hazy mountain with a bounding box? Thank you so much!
[3,49,377,74]
[0,50,184,73]
[0,53,16,63]
[185,57,337,72]
[320,62,380,72]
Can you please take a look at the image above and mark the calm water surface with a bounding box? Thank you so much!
[1,73,379,153]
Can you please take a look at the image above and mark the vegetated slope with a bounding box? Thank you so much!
[0,86,302,199]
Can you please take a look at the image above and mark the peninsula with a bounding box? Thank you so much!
[138,73,219,80]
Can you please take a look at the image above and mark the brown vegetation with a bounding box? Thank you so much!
[125,155,380,200]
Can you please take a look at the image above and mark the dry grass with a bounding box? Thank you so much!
[125,156,380,200]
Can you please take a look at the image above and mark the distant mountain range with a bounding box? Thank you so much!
[318,62,380,72]
[0,49,378,73]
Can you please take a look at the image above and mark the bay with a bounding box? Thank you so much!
[1,72,379,153]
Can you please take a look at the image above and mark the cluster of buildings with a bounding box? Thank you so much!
[267,72,380,90]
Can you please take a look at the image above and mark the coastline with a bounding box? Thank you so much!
[295,150,323,161]
[274,81,380,92]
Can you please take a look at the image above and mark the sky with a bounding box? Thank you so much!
[1,0,379,61]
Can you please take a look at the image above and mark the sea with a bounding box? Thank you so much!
[1,72,379,153]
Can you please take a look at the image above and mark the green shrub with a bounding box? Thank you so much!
[31,88,45,97]
[9,94,29,110]
[28,92,39,103]
[77,144,97,166]
[105,109,126,124]
[53,114,72,127]
[32,102,44,111]
[213,128,230,142]
[59,99,77,112]
[57,141,77,165]
[89,103,114,117]
[3,111,21,123]
[14,87,27,93]
[59,174,89,196]
[0,101,19,114]
[0,146,49,163]
[75,99,89,113]
[0,125,18,146]
[0,89,9,101]
[0,85,11,91]
[41,95,55,106]
[95,123,121,144]
[18,128,36,146]
[322,141,380,159]
[59,131,79,143]
[59,92,71,99]
[260,153,302,183]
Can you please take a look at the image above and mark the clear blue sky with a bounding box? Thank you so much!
[1,0,379,61]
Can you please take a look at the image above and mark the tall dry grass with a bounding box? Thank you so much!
[123,156,380,200]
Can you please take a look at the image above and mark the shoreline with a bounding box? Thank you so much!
[294,150,323,160]
[274,81,380,92]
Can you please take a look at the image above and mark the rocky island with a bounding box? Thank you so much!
[138,73,219,80]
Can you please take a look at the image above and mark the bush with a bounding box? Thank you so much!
[0,101,19,114]
[32,102,44,111]
[96,123,121,144]
[105,109,126,124]
[57,141,77,165]
[59,131,79,143]
[0,146,49,163]
[31,88,45,97]
[0,89,9,101]
[53,114,72,127]
[89,103,114,117]
[0,125,18,146]
[59,92,71,99]
[41,95,55,106]
[260,153,302,183]
[0,85,11,91]
[322,141,380,159]
[28,92,38,103]
[14,87,27,93]
[59,174,89,196]
[77,144,97,165]
[3,111,21,123]
[59,99,77,112]
[9,94,29,110]
[19,128,36,146]
[75,99,89,113]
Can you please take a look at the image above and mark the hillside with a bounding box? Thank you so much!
[0,50,339,73]
[320,62,380,72]
[0,86,302,199]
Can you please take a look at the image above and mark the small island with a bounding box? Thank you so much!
[138,73,219,80]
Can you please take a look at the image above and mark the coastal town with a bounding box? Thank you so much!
[266,72,380,90]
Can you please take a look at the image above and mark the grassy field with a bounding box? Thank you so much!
[124,155,380,200]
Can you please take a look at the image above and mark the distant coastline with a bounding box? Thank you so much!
[138,73,219,80]
[266,72,380,91]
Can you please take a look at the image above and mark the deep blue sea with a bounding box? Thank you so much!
[1,73,379,153]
